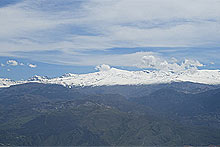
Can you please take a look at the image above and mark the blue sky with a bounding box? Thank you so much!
[0,0,220,80]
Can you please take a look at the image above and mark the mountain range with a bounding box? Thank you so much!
[1,67,220,146]
[1,67,220,88]
[0,81,220,146]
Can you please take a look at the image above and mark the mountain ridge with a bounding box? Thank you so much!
[1,67,220,88]
[1,82,220,146]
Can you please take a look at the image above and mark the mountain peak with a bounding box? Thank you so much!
[28,75,50,82]
[60,73,77,78]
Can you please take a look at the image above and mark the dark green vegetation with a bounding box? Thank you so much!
[0,83,220,146]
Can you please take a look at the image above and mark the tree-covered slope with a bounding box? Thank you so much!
[0,83,220,146]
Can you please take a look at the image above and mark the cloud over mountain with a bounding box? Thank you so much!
[95,64,111,71]
[139,55,204,72]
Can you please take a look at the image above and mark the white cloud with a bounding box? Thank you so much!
[56,52,157,67]
[0,1,62,38]
[28,64,37,68]
[0,63,5,67]
[20,63,24,66]
[7,69,11,72]
[7,60,18,66]
[45,51,204,73]
[0,1,220,51]
[95,64,111,71]
[0,0,219,66]
[139,54,204,73]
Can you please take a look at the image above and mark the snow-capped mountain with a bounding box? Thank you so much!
[1,67,220,88]
[0,78,25,88]
[28,75,50,82]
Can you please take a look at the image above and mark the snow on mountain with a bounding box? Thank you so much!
[0,78,25,88]
[1,67,220,88]
[176,70,220,85]
[28,75,50,82]
[45,68,220,87]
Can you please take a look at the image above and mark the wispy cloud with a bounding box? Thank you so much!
[0,0,219,66]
